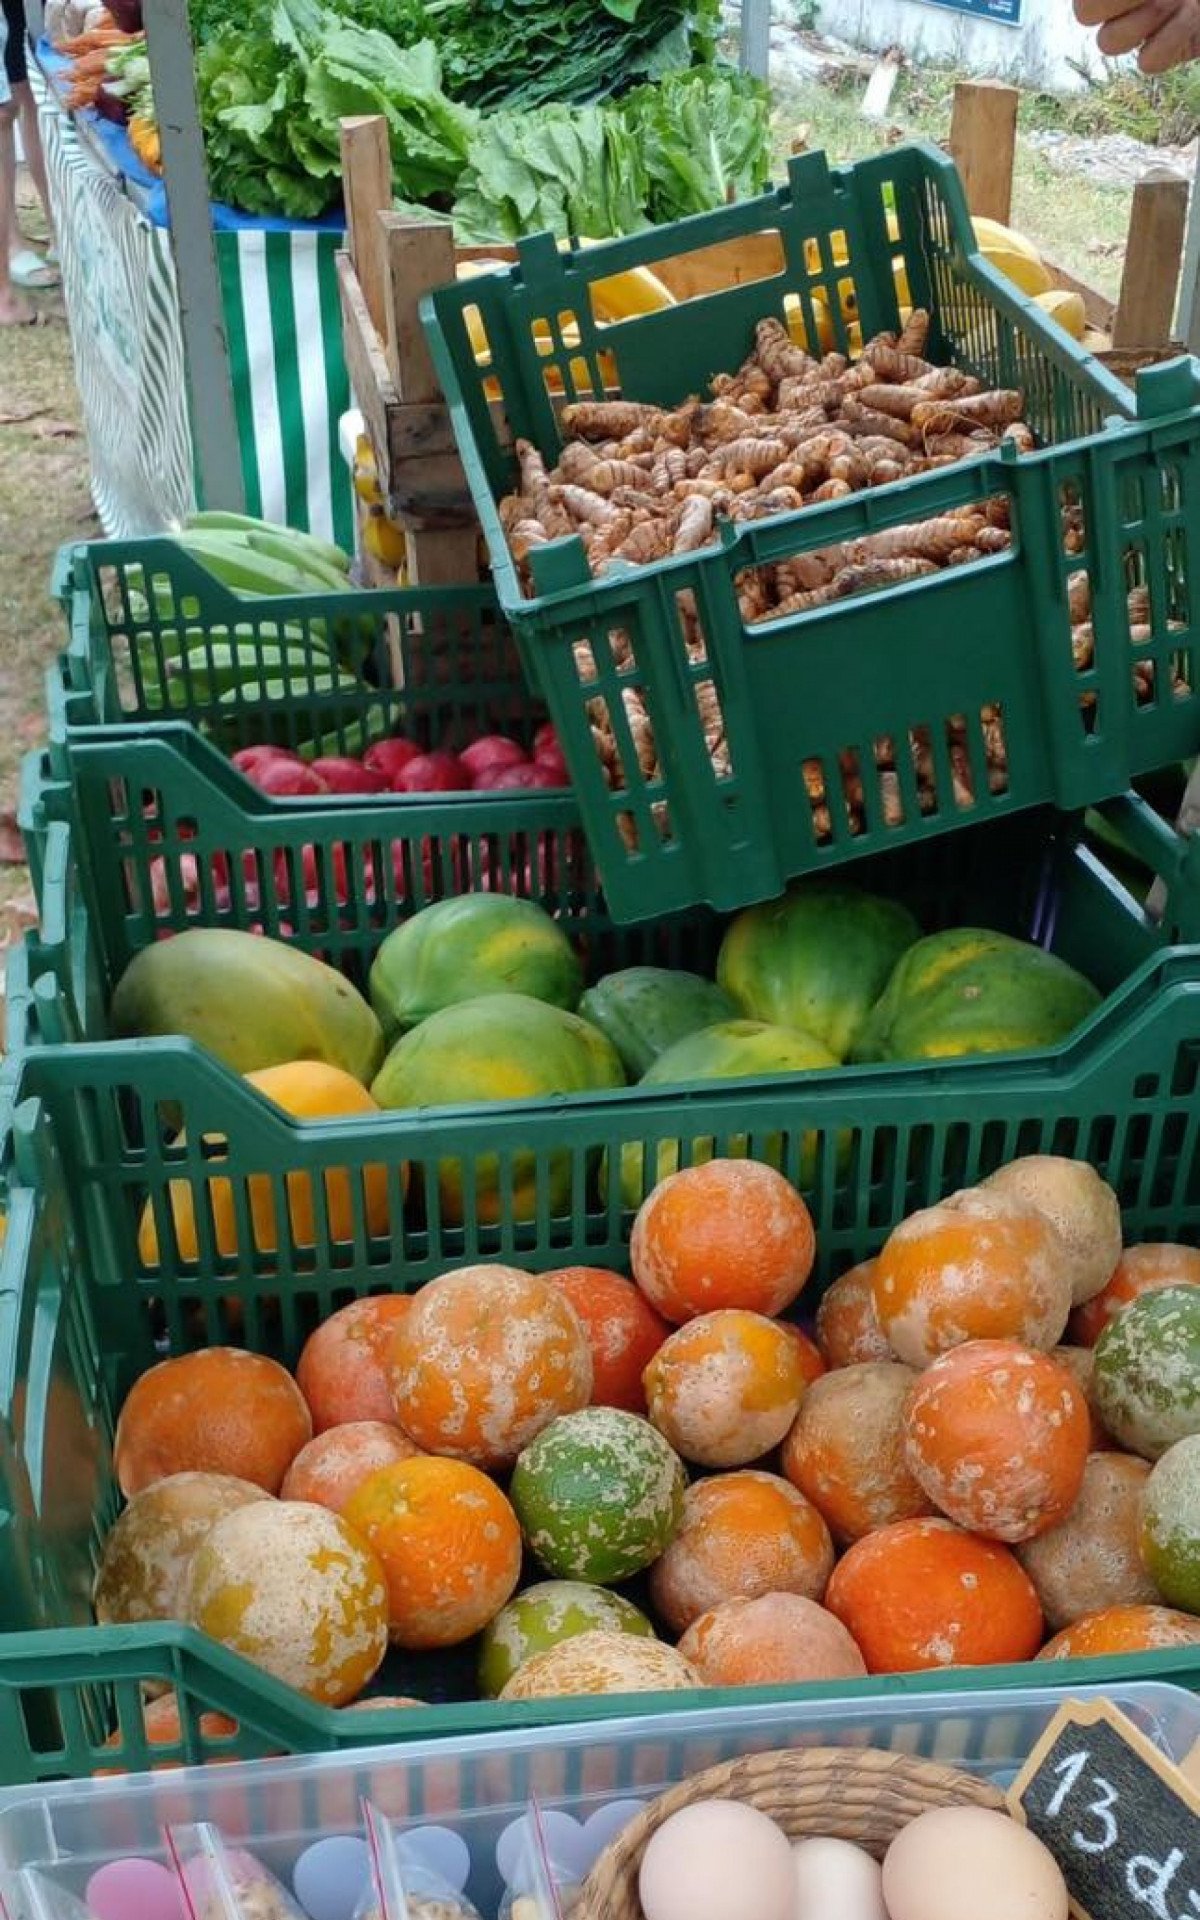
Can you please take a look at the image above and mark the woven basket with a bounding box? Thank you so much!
[575,1745,1006,1920]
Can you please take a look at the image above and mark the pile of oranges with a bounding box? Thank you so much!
[99,1151,1200,1739]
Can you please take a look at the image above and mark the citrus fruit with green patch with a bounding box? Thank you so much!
[510,1407,686,1584]
[478,1579,656,1698]
[1142,1432,1200,1610]
[1092,1285,1200,1459]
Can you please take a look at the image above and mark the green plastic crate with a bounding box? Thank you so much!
[422,144,1200,921]
[51,537,543,766]
[6,926,1200,1783]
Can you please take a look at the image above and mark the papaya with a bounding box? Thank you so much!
[138,1061,396,1265]
[369,894,582,1043]
[606,1018,843,1210]
[578,968,737,1079]
[112,929,384,1084]
[370,993,626,1226]
[717,885,921,1060]
[851,929,1102,1065]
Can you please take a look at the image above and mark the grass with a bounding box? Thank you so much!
[771,68,1135,300]
[0,179,95,979]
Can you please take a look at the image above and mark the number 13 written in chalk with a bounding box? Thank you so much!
[1046,1749,1200,1916]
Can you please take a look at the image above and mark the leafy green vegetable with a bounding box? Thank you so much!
[624,65,772,223]
[304,31,477,203]
[419,0,721,109]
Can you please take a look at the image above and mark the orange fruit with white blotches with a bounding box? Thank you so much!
[280,1421,420,1513]
[295,1295,414,1433]
[630,1159,815,1324]
[815,1260,893,1367]
[114,1349,311,1497]
[782,1361,934,1545]
[643,1310,808,1468]
[649,1469,834,1634]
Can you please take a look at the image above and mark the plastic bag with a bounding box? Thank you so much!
[168,1824,308,1920]
[356,1803,481,1920]
[496,1803,581,1920]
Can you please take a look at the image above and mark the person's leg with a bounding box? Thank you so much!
[0,96,32,323]
[15,82,54,246]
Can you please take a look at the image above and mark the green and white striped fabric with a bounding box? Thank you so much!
[39,87,355,547]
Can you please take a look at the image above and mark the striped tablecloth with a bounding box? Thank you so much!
[38,85,355,548]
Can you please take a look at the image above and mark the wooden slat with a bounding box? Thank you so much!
[949,82,1019,225]
[339,116,393,340]
[380,214,458,403]
[1113,169,1189,351]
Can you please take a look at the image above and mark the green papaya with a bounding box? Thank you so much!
[371,992,626,1225]
[577,968,737,1079]
[369,894,583,1044]
[717,883,921,1059]
[852,928,1102,1064]
[606,1018,842,1209]
[111,929,384,1083]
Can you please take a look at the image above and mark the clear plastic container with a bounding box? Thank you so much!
[0,1684,1195,1920]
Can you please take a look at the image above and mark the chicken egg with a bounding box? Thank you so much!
[791,1836,888,1919]
[883,1805,1068,1920]
[638,1801,795,1920]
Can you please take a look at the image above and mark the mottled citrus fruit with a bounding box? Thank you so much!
[280,1422,420,1513]
[93,1472,271,1626]
[643,1310,808,1469]
[342,1455,522,1650]
[904,1340,1090,1542]
[1038,1603,1200,1660]
[1142,1433,1200,1611]
[500,1630,701,1701]
[1016,1452,1156,1632]
[814,1260,893,1367]
[139,1061,394,1262]
[1069,1242,1200,1348]
[114,1349,312,1497]
[479,1580,656,1698]
[99,1693,242,1775]
[510,1406,685,1584]
[185,1501,388,1704]
[677,1592,867,1687]
[824,1516,1044,1673]
[295,1295,414,1432]
[389,1265,592,1470]
[782,1361,933,1545]
[874,1188,1072,1367]
[1050,1345,1113,1450]
[784,1325,827,1387]
[981,1156,1121,1305]
[630,1159,815,1323]
[544,1266,670,1413]
[1092,1285,1200,1459]
[648,1470,833,1634]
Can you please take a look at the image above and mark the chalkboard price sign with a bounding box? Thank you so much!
[1009,1700,1200,1920]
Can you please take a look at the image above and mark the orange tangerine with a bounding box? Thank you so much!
[1016,1452,1157,1632]
[544,1266,671,1414]
[1069,1243,1200,1347]
[295,1295,414,1432]
[643,1309,808,1468]
[630,1159,815,1323]
[114,1348,311,1497]
[814,1260,893,1367]
[677,1592,867,1688]
[280,1421,421,1513]
[782,1361,934,1544]
[1038,1603,1200,1660]
[343,1455,522,1649]
[389,1265,592,1470]
[649,1470,833,1634]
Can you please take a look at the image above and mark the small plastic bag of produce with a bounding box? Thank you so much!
[497,1803,581,1920]
[355,1803,482,1920]
[0,1869,98,1920]
[168,1823,309,1920]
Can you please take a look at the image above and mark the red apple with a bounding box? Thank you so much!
[459,735,527,780]
[231,745,297,777]
[394,751,470,793]
[363,738,423,783]
[310,756,388,795]
[473,761,565,792]
[254,759,330,798]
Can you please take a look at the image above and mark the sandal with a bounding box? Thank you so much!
[9,248,59,290]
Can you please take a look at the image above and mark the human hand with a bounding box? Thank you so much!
[1074,0,1200,72]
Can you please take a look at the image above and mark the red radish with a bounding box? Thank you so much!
[533,721,559,757]
[533,741,570,784]
[459,735,527,780]
[364,738,423,782]
[231,745,298,776]
[474,761,565,792]
[394,751,470,794]
[254,759,330,798]
[310,756,388,795]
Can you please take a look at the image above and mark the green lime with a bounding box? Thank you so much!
[1142,1433,1200,1610]
[510,1407,686,1584]
[478,1579,656,1698]
[1093,1285,1200,1459]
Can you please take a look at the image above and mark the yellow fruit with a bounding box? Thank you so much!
[1034,289,1087,342]
[784,292,834,354]
[980,243,1054,298]
[352,435,383,509]
[363,508,408,572]
[970,216,1045,266]
[893,258,912,310]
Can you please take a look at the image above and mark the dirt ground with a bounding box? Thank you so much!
[0,176,94,957]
